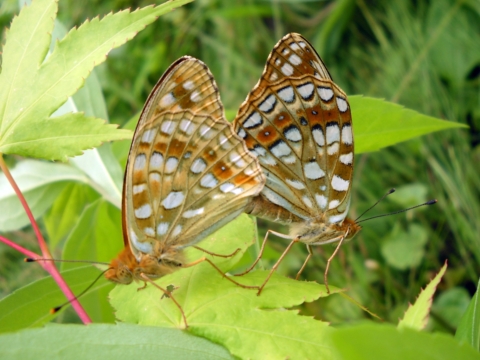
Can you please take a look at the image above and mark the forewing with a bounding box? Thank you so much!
[233,33,354,225]
[124,57,265,260]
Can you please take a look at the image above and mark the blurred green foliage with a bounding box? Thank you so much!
[0,0,478,336]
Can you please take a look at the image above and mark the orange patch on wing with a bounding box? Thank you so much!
[257,125,279,145]
[168,139,187,157]
[133,169,147,184]
[202,146,218,162]
[212,161,234,180]
[153,142,168,154]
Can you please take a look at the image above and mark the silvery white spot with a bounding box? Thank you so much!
[259,155,277,166]
[179,119,194,135]
[326,124,340,144]
[296,82,314,100]
[144,227,155,236]
[160,120,175,135]
[263,188,293,212]
[165,157,178,173]
[133,184,146,195]
[135,204,152,219]
[134,154,146,171]
[162,191,185,209]
[244,168,254,175]
[270,141,291,158]
[258,94,277,113]
[289,54,302,65]
[157,222,169,235]
[286,179,305,190]
[282,48,290,55]
[141,129,156,144]
[329,212,347,224]
[200,173,218,188]
[317,87,334,102]
[243,111,262,128]
[336,97,348,112]
[342,125,353,145]
[130,230,152,254]
[230,152,245,167]
[329,200,340,209]
[290,43,300,51]
[183,80,194,90]
[298,41,307,48]
[327,143,339,155]
[284,127,302,142]
[270,72,278,81]
[283,155,297,164]
[199,124,214,139]
[312,127,325,147]
[190,158,207,173]
[150,152,163,170]
[281,62,294,76]
[302,195,313,209]
[340,152,353,165]
[172,225,182,237]
[231,187,243,195]
[277,86,295,103]
[304,162,325,180]
[237,128,247,138]
[184,152,192,159]
[275,58,281,66]
[220,183,235,193]
[316,194,327,209]
[252,145,266,157]
[149,172,161,183]
[332,175,350,192]
[160,93,175,108]
[183,207,205,218]
[320,185,327,191]
[190,90,200,102]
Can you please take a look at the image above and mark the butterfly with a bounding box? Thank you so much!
[233,33,361,294]
[104,56,265,324]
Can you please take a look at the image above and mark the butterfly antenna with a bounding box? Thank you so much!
[50,268,111,314]
[357,199,437,224]
[25,258,110,266]
[355,188,396,222]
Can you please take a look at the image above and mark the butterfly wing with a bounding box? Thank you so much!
[234,33,354,226]
[124,57,265,261]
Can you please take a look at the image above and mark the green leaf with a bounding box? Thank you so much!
[0,323,234,360]
[381,223,429,270]
[111,214,338,359]
[0,0,193,160]
[0,266,113,334]
[456,278,480,350]
[61,199,123,270]
[331,323,479,360]
[0,160,88,231]
[398,262,447,330]
[352,96,467,154]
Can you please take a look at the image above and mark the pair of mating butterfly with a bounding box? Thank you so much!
[105,33,361,311]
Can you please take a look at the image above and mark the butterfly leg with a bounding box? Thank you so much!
[139,273,188,329]
[295,245,313,280]
[324,234,347,294]
[257,236,300,296]
[183,257,260,290]
[235,229,290,276]
[193,245,241,258]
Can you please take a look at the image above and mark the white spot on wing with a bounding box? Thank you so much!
[329,200,340,210]
[304,162,325,180]
[190,90,200,102]
[150,152,163,170]
[183,80,194,90]
[336,97,348,112]
[289,54,302,65]
[135,204,152,219]
[284,127,302,142]
[326,124,340,144]
[243,112,262,128]
[312,127,325,147]
[165,157,178,174]
[160,121,175,135]
[133,184,146,195]
[160,93,175,108]
[130,230,152,254]
[172,225,182,237]
[316,194,327,209]
[162,191,185,209]
[297,83,314,99]
[302,195,313,209]
[144,227,155,236]
[237,128,246,138]
[318,87,334,102]
[286,179,305,190]
[342,125,353,145]
[200,173,218,188]
[332,175,350,192]
[283,155,297,164]
[340,152,353,165]
[199,124,214,139]
[183,207,204,218]
[191,158,207,174]
[230,152,246,167]
[220,183,234,193]
[281,62,294,76]
[277,86,295,103]
[271,141,291,158]
[327,143,339,155]
[141,129,156,144]
[270,72,278,81]
[252,146,266,157]
[179,119,194,135]
[329,212,347,224]
[134,154,146,170]
[258,94,276,113]
[290,43,300,51]
[157,222,169,235]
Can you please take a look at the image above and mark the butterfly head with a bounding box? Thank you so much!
[105,246,186,284]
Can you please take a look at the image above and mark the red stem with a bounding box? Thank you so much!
[0,155,91,324]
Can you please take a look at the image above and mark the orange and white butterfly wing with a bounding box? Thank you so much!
[234,33,354,227]
[124,57,265,260]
